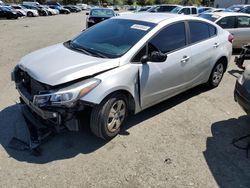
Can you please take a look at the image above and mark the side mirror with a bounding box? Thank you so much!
[140,51,167,64]
[149,51,167,62]
[86,12,89,15]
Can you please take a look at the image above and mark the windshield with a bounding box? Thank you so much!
[198,14,220,22]
[227,5,244,12]
[90,9,114,17]
[171,6,182,13]
[70,19,156,58]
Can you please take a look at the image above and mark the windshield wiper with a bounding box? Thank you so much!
[69,41,108,58]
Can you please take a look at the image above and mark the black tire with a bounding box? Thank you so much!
[90,93,128,140]
[27,12,33,17]
[207,61,225,88]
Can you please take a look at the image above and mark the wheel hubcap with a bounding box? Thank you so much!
[212,63,224,85]
[107,100,126,132]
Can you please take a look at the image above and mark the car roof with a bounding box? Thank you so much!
[90,8,114,11]
[115,13,199,24]
[204,12,250,17]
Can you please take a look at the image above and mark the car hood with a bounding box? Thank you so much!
[18,43,120,86]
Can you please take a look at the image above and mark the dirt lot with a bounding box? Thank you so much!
[1,13,250,188]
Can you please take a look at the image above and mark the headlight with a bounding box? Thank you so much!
[33,78,101,107]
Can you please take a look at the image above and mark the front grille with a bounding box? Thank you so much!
[16,67,51,99]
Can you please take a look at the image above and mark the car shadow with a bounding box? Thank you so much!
[0,85,209,164]
[204,116,250,187]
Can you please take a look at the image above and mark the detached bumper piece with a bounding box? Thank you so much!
[235,44,250,69]
[8,105,54,156]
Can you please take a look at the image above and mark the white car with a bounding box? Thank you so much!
[40,5,59,15]
[11,5,39,17]
[171,6,198,15]
[12,13,232,140]
[199,12,250,48]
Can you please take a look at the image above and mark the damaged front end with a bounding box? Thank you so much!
[10,66,100,154]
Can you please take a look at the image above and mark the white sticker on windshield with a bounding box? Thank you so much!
[131,24,150,31]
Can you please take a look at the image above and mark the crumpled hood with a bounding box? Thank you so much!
[18,43,119,86]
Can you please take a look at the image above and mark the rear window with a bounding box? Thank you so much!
[90,9,114,17]
[217,16,236,29]
[198,14,220,22]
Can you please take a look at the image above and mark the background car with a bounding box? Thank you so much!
[226,4,250,13]
[171,6,198,15]
[49,5,70,14]
[86,8,115,28]
[0,6,18,19]
[4,5,25,17]
[199,12,250,48]
[76,3,88,10]
[63,5,81,13]
[38,5,59,15]
[22,4,49,16]
[202,8,225,13]
[11,5,38,17]
[197,7,213,14]
[147,4,178,13]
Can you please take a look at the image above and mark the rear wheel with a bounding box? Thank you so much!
[207,61,225,88]
[90,93,128,140]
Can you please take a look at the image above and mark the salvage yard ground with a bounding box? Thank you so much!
[0,13,250,188]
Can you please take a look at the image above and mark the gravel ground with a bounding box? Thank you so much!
[1,13,250,188]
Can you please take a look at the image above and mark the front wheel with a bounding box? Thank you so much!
[90,93,128,140]
[207,61,225,88]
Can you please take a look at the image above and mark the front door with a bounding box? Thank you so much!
[139,22,192,109]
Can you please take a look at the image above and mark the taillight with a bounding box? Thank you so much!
[228,34,234,43]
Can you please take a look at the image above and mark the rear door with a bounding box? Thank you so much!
[187,21,219,84]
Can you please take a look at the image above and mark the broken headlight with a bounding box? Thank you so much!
[33,78,101,107]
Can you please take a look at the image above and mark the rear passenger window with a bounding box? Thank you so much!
[189,21,210,43]
[209,25,217,37]
[217,16,236,29]
[237,16,250,28]
[149,22,186,54]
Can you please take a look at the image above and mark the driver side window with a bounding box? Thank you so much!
[131,22,186,62]
[149,22,187,54]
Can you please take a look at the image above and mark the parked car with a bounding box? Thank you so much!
[49,5,70,14]
[227,4,250,13]
[147,4,179,13]
[234,50,250,114]
[76,3,88,10]
[38,5,59,15]
[202,8,225,13]
[11,5,39,17]
[63,5,81,13]
[12,13,232,140]
[0,6,19,19]
[171,6,198,15]
[239,5,250,14]
[199,12,250,48]
[86,8,115,28]
[22,4,49,16]
[197,7,213,14]
[136,6,152,12]
[4,5,25,17]
[22,1,40,6]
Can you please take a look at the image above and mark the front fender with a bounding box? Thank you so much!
[79,64,142,113]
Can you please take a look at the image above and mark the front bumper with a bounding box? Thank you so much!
[234,81,250,114]
[12,67,84,131]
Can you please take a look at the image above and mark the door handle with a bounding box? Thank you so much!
[213,43,220,48]
[180,55,190,63]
